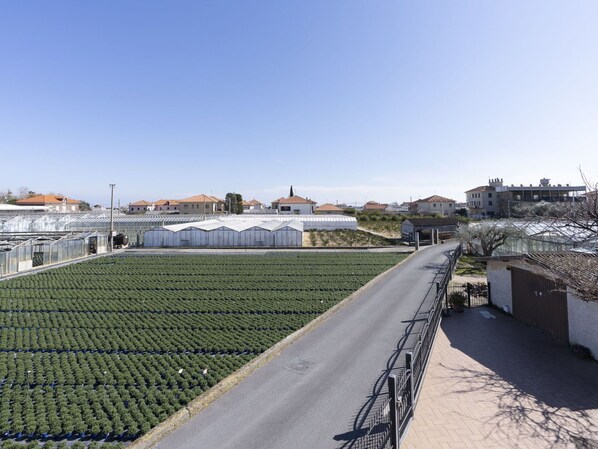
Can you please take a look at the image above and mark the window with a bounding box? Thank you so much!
[488,201,493,206]
[281,206,291,211]
[488,192,492,198]
[433,204,437,207]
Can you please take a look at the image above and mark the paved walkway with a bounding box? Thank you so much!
[154,244,456,449]
[404,307,598,449]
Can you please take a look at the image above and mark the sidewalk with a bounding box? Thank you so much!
[403,307,598,449]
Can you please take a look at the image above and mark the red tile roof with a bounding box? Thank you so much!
[154,199,180,206]
[316,203,344,212]
[129,200,153,206]
[179,194,224,203]
[16,195,80,205]
[364,201,388,210]
[276,196,316,204]
[415,195,456,203]
[465,186,496,193]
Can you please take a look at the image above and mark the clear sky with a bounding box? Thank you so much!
[1,1,597,207]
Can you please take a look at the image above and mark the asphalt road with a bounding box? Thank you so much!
[155,243,458,449]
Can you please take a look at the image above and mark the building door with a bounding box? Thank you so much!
[511,267,569,343]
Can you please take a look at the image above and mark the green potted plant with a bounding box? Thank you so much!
[448,291,467,312]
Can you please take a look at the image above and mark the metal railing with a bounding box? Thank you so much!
[387,243,462,448]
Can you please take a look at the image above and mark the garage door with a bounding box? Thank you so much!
[511,267,569,343]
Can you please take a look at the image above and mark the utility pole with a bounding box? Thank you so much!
[109,184,116,252]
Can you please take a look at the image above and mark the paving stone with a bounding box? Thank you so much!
[403,307,598,449]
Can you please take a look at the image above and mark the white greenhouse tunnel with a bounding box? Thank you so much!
[143,219,304,248]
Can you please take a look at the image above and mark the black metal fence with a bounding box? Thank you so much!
[447,282,489,308]
[387,243,462,448]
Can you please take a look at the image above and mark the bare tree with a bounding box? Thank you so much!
[456,220,522,256]
[524,253,598,302]
[562,171,598,238]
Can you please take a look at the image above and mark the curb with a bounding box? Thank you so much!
[129,252,413,449]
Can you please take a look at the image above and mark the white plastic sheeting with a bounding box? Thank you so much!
[143,220,304,248]
[221,215,357,230]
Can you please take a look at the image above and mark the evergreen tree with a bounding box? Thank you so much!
[289,185,294,197]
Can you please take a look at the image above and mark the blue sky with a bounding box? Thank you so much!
[1,1,597,207]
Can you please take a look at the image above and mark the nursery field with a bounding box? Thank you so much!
[0,252,406,447]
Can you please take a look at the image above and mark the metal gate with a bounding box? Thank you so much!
[511,267,569,343]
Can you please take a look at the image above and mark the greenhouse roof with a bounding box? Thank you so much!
[156,219,304,233]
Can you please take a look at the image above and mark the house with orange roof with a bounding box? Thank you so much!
[412,195,456,216]
[241,199,265,211]
[271,195,317,215]
[315,203,344,214]
[154,199,180,213]
[128,200,155,213]
[363,201,388,212]
[179,194,225,215]
[16,194,81,213]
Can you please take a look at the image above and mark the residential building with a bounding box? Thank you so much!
[179,194,225,215]
[241,199,265,211]
[128,200,155,213]
[411,195,456,216]
[15,194,81,213]
[363,201,388,212]
[154,200,180,213]
[271,196,317,215]
[385,202,410,214]
[465,179,501,218]
[466,178,586,218]
[315,203,344,214]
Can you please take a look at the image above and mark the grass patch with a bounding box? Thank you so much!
[455,255,486,276]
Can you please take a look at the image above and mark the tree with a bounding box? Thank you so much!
[456,220,522,256]
[79,201,92,211]
[562,171,598,240]
[224,193,243,214]
[289,185,294,197]
[524,252,598,302]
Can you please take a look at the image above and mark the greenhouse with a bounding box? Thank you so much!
[0,231,108,277]
[143,219,304,248]
[0,213,356,245]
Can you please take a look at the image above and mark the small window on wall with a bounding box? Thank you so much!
[281,206,291,211]
[489,201,493,206]
[488,192,492,198]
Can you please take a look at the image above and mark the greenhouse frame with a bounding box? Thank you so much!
[143,219,304,248]
[0,213,355,245]
[0,231,108,277]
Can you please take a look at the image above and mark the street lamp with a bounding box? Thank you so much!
[109,184,116,251]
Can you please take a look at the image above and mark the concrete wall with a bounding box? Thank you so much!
[486,260,513,313]
[567,289,598,358]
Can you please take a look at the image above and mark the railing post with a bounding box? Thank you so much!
[467,283,471,308]
[406,352,414,402]
[388,374,399,449]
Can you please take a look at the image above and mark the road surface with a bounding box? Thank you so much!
[155,243,457,449]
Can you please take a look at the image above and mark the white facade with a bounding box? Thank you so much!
[486,260,513,313]
[143,219,303,248]
[415,200,455,215]
[567,289,598,358]
[277,202,315,215]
